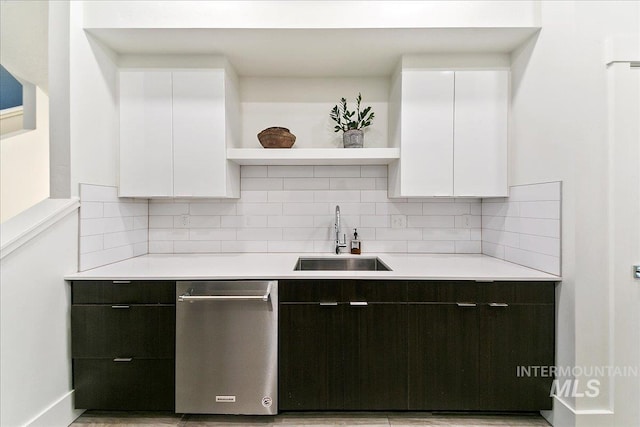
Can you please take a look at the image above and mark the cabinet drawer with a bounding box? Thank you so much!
[343,280,407,303]
[408,281,477,303]
[479,282,555,304]
[72,305,175,358]
[73,358,174,410]
[72,281,175,304]
[279,280,342,303]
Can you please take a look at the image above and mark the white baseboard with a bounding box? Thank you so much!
[543,395,615,427]
[26,390,84,427]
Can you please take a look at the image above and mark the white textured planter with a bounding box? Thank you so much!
[343,129,364,148]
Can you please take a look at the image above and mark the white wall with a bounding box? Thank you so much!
[0,87,50,222]
[69,1,119,197]
[0,209,81,426]
[509,1,639,425]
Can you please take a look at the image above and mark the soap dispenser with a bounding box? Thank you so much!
[350,228,361,255]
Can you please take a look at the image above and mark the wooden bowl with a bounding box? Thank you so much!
[257,127,296,149]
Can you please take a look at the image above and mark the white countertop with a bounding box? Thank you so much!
[65,253,560,281]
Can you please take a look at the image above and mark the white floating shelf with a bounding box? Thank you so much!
[227,147,400,166]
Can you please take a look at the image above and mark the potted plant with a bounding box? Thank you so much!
[330,93,375,148]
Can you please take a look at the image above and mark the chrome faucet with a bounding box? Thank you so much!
[335,205,347,254]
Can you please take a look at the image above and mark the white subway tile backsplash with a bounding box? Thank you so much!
[408,241,456,253]
[180,215,221,229]
[80,235,103,254]
[236,228,282,241]
[423,202,470,215]
[423,229,471,241]
[221,240,269,253]
[149,216,174,228]
[79,183,149,271]
[80,202,104,219]
[314,165,360,177]
[221,215,268,228]
[360,165,388,177]
[268,215,315,228]
[242,177,284,190]
[241,166,268,177]
[376,203,422,216]
[329,177,376,190]
[268,190,314,203]
[149,202,189,216]
[375,228,422,241]
[149,241,174,253]
[240,191,269,202]
[455,241,482,254]
[313,190,361,203]
[268,240,315,253]
[268,165,314,178]
[283,177,330,190]
[190,228,236,241]
[482,181,561,275]
[408,215,455,228]
[174,240,222,253]
[519,201,561,219]
[236,203,283,216]
[189,203,237,216]
[150,228,189,241]
[144,167,486,256]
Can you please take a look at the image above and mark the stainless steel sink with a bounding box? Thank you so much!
[293,257,391,271]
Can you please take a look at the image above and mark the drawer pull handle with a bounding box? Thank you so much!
[489,303,509,307]
[456,303,477,307]
[349,301,368,306]
[112,280,131,284]
[111,305,130,309]
[113,358,133,362]
[319,302,338,306]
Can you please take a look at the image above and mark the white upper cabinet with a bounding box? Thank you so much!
[119,71,173,197]
[119,68,240,198]
[388,68,508,198]
[453,71,508,197]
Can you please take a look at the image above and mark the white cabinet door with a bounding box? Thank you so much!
[119,71,173,197]
[400,70,454,197]
[454,70,508,196]
[172,71,226,197]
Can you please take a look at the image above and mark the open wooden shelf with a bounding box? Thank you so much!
[227,147,400,166]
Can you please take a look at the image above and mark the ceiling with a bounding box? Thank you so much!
[87,27,538,77]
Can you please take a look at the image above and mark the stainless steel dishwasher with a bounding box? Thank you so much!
[175,280,277,415]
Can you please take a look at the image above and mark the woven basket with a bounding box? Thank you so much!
[257,127,296,149]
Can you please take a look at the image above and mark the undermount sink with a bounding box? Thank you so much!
[293,257,391,271]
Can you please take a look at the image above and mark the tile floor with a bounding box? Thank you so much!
[71,411,551,426]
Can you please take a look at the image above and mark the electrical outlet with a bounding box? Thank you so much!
[179,215,190,227]
[391,214,407,229]
[463,214,471,228]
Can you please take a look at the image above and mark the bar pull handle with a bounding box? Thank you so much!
[112,280,131,284]
[178,282,272,303]
[319,302,338,306]
[488,303,509,307]
[456,303,477,307]
[349,301,368,306]
[111,305,130,309]
[113,358,133,362]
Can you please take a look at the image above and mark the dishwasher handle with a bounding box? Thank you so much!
[178,282,272,303]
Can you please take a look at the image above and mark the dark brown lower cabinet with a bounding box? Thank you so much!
[280,280,555,412]
[480,303,555,410]
[407,281,555,411]
[73,359,174,410]
[408,303,480,410]
[278,280,408,411]
[71,281,175,411]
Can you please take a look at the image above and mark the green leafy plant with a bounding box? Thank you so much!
[330,93,375,133]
